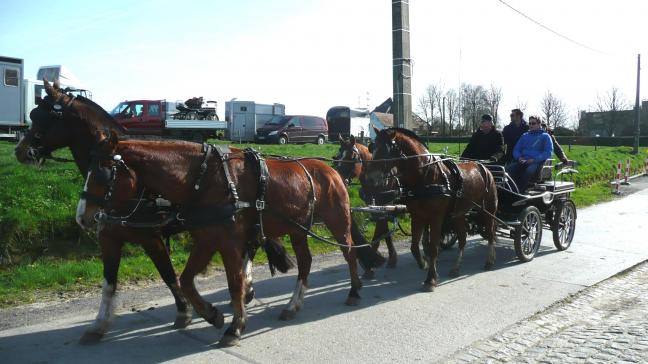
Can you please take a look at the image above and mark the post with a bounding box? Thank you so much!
[392,0,412,129]
[622,159,631,185]
[633,54,641,155]
[442,96,446,136]
[644,156,648,175]
[613,161,622,194]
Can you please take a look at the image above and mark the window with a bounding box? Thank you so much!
[4,68,19,86]
[302,117,317,128]
[134,104,144,117]
[289,117,302,127]
[148,103,160,117]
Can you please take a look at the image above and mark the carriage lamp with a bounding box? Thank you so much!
[113,155,122,161]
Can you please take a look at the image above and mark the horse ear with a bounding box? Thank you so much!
[349,135,356,144]
[372,126,381,135]
[108,130,119,147]
[53,80,61,90]
[43,79,56,96]
[338,133,344,142]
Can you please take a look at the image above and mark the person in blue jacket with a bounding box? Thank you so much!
[506,115,553,192]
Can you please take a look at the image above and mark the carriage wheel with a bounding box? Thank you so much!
[514,206,543,262]
[440,231,457,250]
[552,200,576,251]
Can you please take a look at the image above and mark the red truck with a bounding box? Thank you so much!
[111,99,226,142]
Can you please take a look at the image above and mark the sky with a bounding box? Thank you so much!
[2,0,648,126]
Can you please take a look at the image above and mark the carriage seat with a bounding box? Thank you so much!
[527,159,554,190]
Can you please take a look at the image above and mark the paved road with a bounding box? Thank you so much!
[1,178,647,363]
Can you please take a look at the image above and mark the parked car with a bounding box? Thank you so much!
[255,115,328,144]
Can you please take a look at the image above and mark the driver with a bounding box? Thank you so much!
[506,115,553,192]
[460,114,505,163]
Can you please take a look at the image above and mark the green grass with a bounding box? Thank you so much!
[0,140,646,307]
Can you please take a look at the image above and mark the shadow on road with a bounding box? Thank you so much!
[0,236,566,363]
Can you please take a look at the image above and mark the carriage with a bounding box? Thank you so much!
[430,159,578,262]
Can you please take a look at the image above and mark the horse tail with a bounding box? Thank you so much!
[351,218,386,270]
[263,239,295,275]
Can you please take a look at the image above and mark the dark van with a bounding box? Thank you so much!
[255,115,328,144]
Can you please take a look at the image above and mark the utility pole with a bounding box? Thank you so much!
[633,54,641,155]
[392,0,412,129]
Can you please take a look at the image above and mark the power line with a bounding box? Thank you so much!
[497,0,608,55]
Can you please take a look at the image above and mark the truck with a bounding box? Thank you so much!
[0,57,92,140]
[111,99,227,142]
[225,100,285,142]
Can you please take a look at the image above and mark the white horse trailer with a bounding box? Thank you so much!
[225,101,285,142]
[0,58,92,140]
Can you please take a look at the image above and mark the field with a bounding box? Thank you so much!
[0,139,646,307]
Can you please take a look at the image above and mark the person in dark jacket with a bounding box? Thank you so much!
[461,114,505,162]
[541,122,569,164]
[506,115,553,192]
[502,108,528,165]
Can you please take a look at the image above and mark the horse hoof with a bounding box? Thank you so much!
[79,330,104,345]
[362,270,375,280]
[219,334,240,347]
[174,313,192,329]
[345,295,360,306]
[279,309,296,321]
[206,310,224,329]
[484,262,495,271]
[244,289,255,305]
[448,269,460,278]
[387,259,397,269]
[421,283,435,292]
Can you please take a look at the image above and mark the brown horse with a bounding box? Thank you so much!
[77,131,384,346]
[14,81,193,343]
[334,134,399,274]
[364,127,497,291]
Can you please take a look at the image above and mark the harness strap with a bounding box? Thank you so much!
[294,160,317,229]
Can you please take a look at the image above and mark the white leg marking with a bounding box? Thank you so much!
[76,171,91,228]
[244,255,253,286]
[286,280,306,312]
[91,279,116,333]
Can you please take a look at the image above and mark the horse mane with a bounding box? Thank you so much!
[73,95,127,134]
[386,127,428,150]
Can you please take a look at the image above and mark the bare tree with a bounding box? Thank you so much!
[540,91,568,129]
[513,98,528,116]
[484,84,503,125]
[461,83,487,132]
[417,83,443,133]
[595,87,628,136]
[445,89,459,135]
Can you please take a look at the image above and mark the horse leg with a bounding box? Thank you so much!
[280,233,311,321]
[480,210,497,270]
[242,251,255,304]
[362,219,387,279]
[139,234,192,328]
[179,235,223,329]
[381,220,398,268]
[449,217,468,278]
[410,220,427,270]
[79,232,123,344]
[328,219,363,306]
[219,241,247,347]
[422,219,442,292]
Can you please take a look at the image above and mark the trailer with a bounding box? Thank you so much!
[325,106,371,141]
[225,101,285,142]
[0,58,91,140]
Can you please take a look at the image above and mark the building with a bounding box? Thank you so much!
[578,101,648,136]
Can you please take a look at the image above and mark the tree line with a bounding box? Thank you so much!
[416,82,630,136]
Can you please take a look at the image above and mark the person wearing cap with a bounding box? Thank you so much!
[502,108,529,165]
[506,115,553,192]
[541,122,569,164]
[461,114,505,163]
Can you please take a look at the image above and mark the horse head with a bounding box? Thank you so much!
[333,134,367,185]
[15,79,125,173]
[76,130,138,230]
[364,127,429,191]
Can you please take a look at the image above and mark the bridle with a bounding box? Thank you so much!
[22,93,78,163]
[80,151,147,225]
[334,144,362,183]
